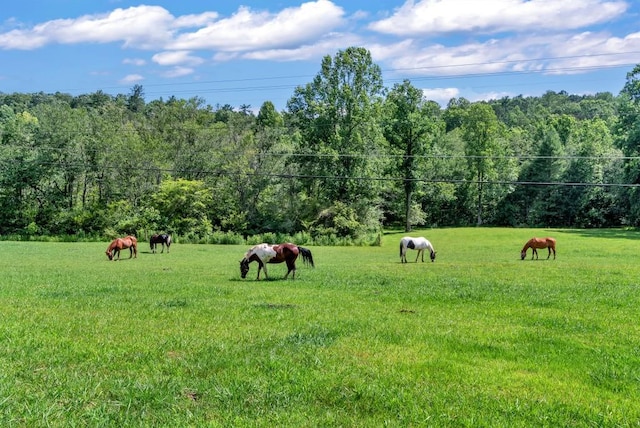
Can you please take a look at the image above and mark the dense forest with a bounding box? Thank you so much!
[2,46,640,244]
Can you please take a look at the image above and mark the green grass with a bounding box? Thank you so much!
[2,228,640,426]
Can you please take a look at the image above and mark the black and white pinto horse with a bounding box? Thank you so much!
[400,236,436,263]
[150,233,172,253]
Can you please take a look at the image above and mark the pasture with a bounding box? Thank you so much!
[1,228,640,426]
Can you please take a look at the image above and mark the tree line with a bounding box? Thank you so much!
[2,46,640,244]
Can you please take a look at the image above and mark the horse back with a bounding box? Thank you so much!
[270,243,299,263]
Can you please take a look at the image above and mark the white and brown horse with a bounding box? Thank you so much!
[240,243,314,280]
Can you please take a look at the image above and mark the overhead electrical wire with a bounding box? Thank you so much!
[48,50,640,100]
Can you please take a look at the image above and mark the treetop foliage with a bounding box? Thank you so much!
[0,47,637,242]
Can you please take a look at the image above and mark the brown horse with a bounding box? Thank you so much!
[240,243,314,280]
[106,235,138,261]
[521,237,556,260]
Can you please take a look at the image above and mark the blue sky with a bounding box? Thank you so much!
[2,0,640,110]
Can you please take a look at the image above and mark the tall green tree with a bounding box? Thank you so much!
[0,109,40,233]
[287,47,385,233]
[616,64,640,224]
[525,125,565,225]
[383,80,443,231]
[462,103,503,225]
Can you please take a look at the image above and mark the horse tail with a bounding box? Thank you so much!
[166,234,172,246]
[297,246,315,267]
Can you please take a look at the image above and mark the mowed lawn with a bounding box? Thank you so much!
[2,228,640,426]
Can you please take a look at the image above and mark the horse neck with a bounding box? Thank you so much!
[522,242,531,251]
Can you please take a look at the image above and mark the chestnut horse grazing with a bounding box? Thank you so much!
[150,233,171,253]
[106,235,138,261]
[400,236,436,263]
[240,243,314,280]
[521,237,556,260]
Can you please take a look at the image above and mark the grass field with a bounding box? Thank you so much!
[2,227,640,426]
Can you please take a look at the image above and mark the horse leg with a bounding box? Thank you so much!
[284,260,296,279]
[415,249,423,262]
[161,243,165,253]
[256,261,267,280]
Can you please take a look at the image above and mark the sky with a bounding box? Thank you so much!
[2,0,640,110]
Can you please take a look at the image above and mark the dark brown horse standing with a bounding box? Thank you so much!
[150,233,171,253]
[521,237,556,260]
[240,243,314,280]
[106,235,138,261]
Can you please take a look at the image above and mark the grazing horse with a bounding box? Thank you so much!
[240,243,314,280]
[106,235,138,261]
[521,237,556,260]
[400,236,436,263]
[150,233,171,253]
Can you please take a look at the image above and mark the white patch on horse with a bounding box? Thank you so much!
[246,243,277,262]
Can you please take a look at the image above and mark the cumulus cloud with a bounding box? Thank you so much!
[378,29,640,79]
[0,5,177,50]
[0,1,349,70]
[369,0,628,36]
[152,50,204,66]
[170,0,345,52]
[421,87,459,104]
[239,32,363,62]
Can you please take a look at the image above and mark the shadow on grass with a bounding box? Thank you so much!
[556,228,640,240]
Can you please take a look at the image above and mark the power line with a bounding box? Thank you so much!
[48,50,640,100]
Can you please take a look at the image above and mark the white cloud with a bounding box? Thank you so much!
[0,5,177,50]
[239,33,363,62]
[123,58,146,66]
[170,0,345,52]
[119,74,144,84]
[162,66,195,78]
[378,29,640,79]
[152,50,204,66]
[0,1,349,68]
[369,0,628,36]
[173,12,219,28]
[421,87,459,104]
